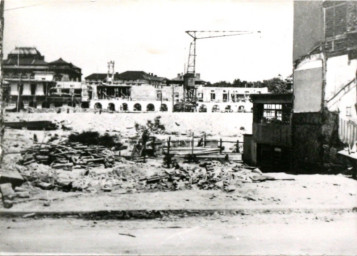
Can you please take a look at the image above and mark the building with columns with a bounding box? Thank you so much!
[3,47,82,109]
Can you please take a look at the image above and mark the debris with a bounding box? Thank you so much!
[43,201,51,207]
[252,168,263,175]
[118,233,136,238]
[0,183,16,200]
[0,170,24,187]
[16,191,30,198]
[4,120,58,130]
[36,182,53,190]
[3,199,13,208]
[224,185,236,192]
[22,213,35,218]
[19,139,122,170]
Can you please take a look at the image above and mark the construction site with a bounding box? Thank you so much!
[0,0,357,255]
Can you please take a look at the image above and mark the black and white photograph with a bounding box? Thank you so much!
[0,0,356,255]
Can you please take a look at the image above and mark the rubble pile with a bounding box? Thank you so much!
[20,141,117,169]
[13,159,146,193]
[139,161,274,192]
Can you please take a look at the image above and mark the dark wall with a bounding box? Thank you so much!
[293,1,324,61]
[292,110,345,173]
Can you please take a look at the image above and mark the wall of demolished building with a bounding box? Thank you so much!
[291,110,344,173]
[293,54,324,113]
[290,0,357,173]
[293,0,324,62]
[325,55,357,103]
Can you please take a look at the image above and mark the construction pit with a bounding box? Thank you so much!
[0,112,356,217]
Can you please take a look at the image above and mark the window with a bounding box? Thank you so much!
[210,92,216,101]
[30,84,36,95]
[263,104,282,121]
[325,3,347,39]
[346,106,352,117]
[156,90,162,100]
[223,93,228,102]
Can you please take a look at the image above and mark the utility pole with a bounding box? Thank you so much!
[0,0,5,165]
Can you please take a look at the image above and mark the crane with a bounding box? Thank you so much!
[182,30,261,105]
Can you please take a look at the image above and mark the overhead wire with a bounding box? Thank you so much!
[5,1,50,11]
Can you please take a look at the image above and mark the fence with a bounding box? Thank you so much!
[339,118,357,146]
[162,136,244,155]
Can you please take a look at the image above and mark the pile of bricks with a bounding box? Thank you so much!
[140,161,272,192]
[20,142,117,169]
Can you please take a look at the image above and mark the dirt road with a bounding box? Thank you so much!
[1,211,356,255]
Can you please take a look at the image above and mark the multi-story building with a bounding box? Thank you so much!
[85,70,178,112]
[292,0,357,172]
[244,1,357,173]
[196,86,268,113]
[3,47,82,110]
[87,70,268,112]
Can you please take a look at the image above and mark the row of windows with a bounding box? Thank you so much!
[263,104,283,121]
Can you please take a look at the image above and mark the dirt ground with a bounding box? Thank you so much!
[1,212,356,255]
[3,111,253,136]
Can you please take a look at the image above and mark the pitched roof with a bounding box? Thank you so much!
[85,73,107,81]
[48,58,69,65]
[114,71,148,80]
[9,47,42,56]
[85,71,168,82]
[48,58,81,70]
[114,71,167,82]
[3,58,48,66]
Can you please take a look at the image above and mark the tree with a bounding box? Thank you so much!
[263,77,292,93]
[205,76,292,92]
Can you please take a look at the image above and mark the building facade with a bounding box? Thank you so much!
[3,47,82,110]
[86,70,268,113]
[196,86,268,113]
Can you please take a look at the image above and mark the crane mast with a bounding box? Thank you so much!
[183,30,261,105]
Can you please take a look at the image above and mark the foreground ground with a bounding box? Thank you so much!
[1,112,357,255]
[1,172,356,213]
[1,212,356,255]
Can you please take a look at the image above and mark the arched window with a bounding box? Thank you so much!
[108,103,115,111]
[199,105,207,112]
[81,102,89,108]
[212,105,220,112]
[94,102,102,110]
[147,103,155,111]
[134,103,142,111]
[160,104,168,112]
[225,105,232,112]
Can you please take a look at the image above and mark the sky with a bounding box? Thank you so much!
[4,0,293,83]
